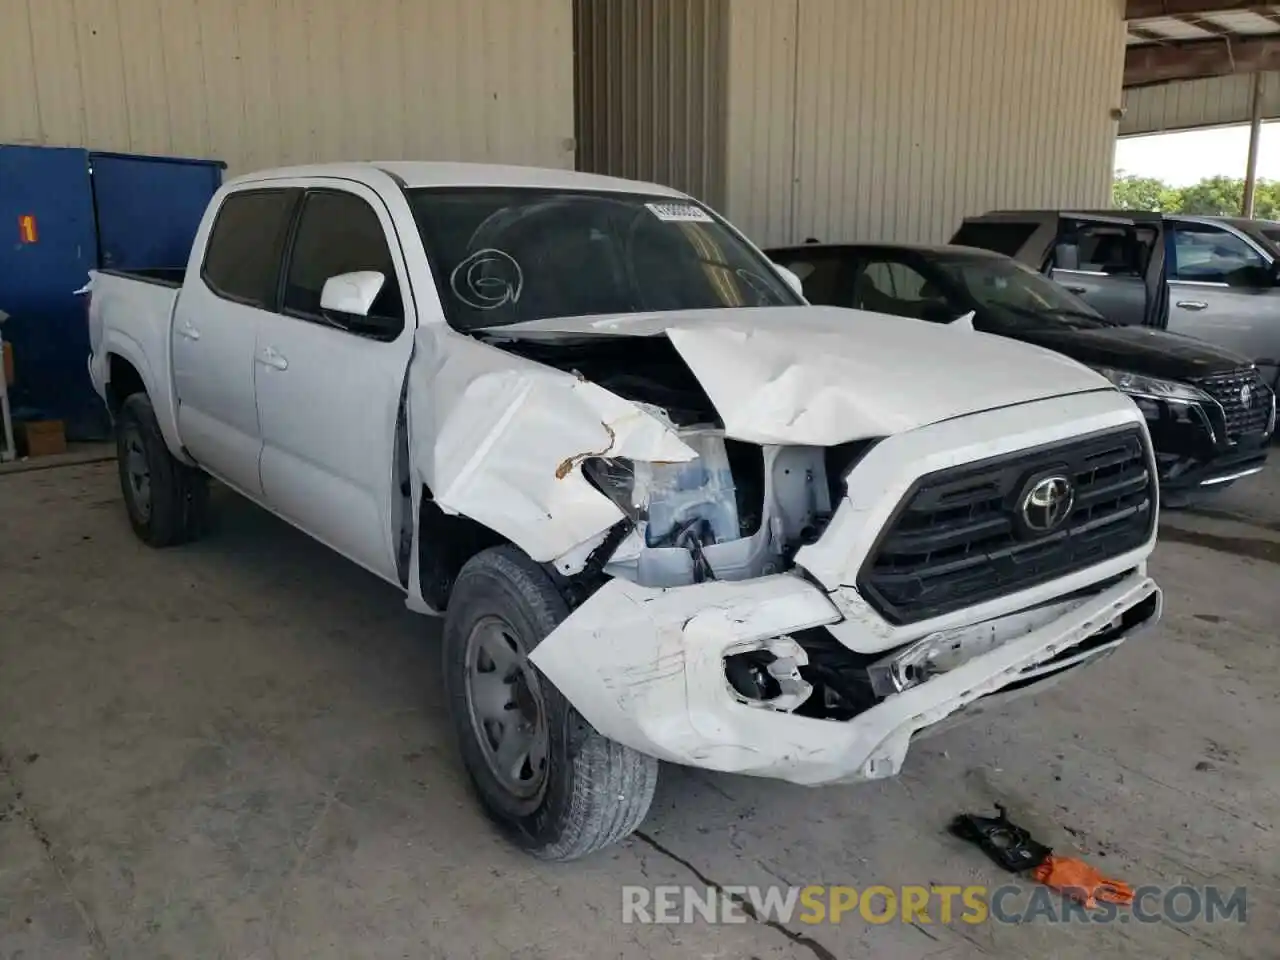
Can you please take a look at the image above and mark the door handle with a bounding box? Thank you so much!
[1063,285,1088,294]
[257,346,288,370]
[1176,300,1208,311]
[177,321,200,341]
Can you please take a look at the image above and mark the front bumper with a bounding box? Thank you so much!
[530,569,1161,786]
[1144,385,1274,493]
[1157,438,1269,493]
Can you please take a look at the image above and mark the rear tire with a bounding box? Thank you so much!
[443,545,658,861]
[116,393,209,547]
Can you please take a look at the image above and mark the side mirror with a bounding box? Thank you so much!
[1053,243,1080,272]
[772,262,804,298]
[320,271,385,320]
[1225,263,1277,289]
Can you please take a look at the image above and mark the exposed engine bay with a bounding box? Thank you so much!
[489,331,872,592]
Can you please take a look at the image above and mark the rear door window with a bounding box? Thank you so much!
[1073,224,1141,276]
[201,190,299,308]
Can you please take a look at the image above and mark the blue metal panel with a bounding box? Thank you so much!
[90,152,225,271]
[0,144,106,438]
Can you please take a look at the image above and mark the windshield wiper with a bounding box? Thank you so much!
[996,302,1111,327]
[1047,306,1114,324]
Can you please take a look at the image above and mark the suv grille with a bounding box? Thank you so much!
[1192,368,1273,440]
[859,427,1154,626]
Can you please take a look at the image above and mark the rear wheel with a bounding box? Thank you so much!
[116,393,208,547]
[443,546,658,860]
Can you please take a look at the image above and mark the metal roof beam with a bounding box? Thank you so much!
[1125,1,1254,18]
[1125,34,1280,85]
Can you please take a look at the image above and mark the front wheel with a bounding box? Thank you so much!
[443,546,658,861]
[116,393,209,547]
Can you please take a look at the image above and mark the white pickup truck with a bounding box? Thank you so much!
[88,162,1163,860]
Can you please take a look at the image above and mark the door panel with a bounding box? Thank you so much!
[1167,284,1280,383]
[1049,216,1151,327]
[255,186,414,582]
[172,188,299,496]
[1049,270,1147,326]
[255,320,410,577]
[172,290,267,496]
[1168,220,1280,382]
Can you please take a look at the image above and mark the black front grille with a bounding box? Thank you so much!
[859,427,1155,625]
[1192,368,1273,440]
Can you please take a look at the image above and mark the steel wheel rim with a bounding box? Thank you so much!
[123,426,152,521]
[463,615,549,802]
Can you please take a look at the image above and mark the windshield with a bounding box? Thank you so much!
[933,256,1109,327]
[408,189,801,331]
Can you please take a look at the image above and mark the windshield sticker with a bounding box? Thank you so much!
[451,248,524,311]
[646,202,714,223]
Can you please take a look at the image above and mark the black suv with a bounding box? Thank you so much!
[950,210,1280,396]
[768,241,1275,506]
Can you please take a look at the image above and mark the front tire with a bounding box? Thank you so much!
[443,546,658,861]
[116,393,208,547]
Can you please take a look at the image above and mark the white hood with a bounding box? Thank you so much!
[481,306,1111,445]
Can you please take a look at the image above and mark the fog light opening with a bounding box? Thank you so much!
[724,636,813,712]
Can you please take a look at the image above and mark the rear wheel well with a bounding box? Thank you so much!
[417,485,507,611]
[107,354,147,414]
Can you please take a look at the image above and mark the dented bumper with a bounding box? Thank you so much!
[530,571,1161,785]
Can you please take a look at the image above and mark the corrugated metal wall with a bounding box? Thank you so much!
[725,0,1128,246]
[722,0,800,241]
[574,0,727,207]
[1121,73,1280,136]
[0,0,576,176]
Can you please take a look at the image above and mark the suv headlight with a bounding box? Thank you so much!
[1093,367,1214,406]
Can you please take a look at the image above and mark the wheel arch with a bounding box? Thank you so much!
[414,483,510,612]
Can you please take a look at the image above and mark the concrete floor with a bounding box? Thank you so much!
[1,462,1277,960]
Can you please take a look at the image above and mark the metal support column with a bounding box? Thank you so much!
[1243,72,1264,218]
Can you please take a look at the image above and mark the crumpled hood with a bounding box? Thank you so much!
[482,306,1112,444]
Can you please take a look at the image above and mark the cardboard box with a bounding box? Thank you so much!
[18,420,67,458]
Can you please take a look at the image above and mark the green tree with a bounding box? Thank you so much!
[1250,180,1280,220]
[1175,175,1243,216]
[1113,171,1280,219]
[1112,171,1172,211]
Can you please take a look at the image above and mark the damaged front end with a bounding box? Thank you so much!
[407,312,1162,787]
[529,570,1159,784]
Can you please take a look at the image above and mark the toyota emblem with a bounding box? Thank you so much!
[1241,383,1253,407]
[1021,475,1075,533]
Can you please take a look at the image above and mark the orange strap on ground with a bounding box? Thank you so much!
[1030,855,1135,908]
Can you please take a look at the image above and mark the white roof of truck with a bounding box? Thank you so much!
[227,161,686,197]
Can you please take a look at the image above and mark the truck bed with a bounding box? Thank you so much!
[98,267,186,287]
[87,269,184,428]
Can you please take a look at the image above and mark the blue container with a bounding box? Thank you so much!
[0,145,224,439]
